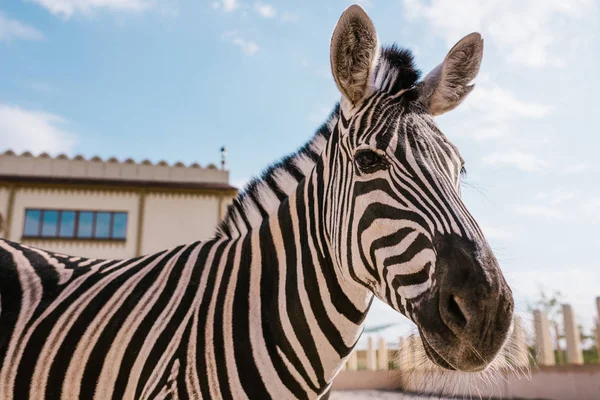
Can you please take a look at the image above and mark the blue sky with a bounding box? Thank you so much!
[1,0,600,342]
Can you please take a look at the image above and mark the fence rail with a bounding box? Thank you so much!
[342,296,600,372]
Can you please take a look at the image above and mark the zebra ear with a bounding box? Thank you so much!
[330,4,379,105]
[419,32,484,116]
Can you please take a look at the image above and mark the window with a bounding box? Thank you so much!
[112,212,127,239]
[78,211,94,238]
[24,210,41,237]
[22,209,128,240]
[42,211,59,237]
[60,211,76,238]
[95,212,111,239]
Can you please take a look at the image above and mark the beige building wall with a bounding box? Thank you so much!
[0,187,8,236]
[2,188,234,259]
[0,151,237,260]
[10,188,140,259]
[141,193,222,255]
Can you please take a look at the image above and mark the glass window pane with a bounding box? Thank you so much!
[24,210,41,237]
[41,211,59,237]
[112,212,127,239]
[77,211,94,238]
[59,211,76,238]
[95,212,111,239]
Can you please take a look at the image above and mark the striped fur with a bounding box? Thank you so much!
[0,9,511,400]
[0,47,425,400]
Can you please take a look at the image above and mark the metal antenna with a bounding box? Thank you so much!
[220,146,227,170]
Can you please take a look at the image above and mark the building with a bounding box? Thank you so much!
[0,150,237,259]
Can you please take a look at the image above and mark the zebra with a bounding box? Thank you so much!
[0,4,514,399]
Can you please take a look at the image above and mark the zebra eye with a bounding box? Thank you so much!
[354,150,387,173]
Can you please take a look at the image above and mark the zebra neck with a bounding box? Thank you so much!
[243,167,373,394]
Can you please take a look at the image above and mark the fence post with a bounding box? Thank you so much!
[596,297,600,351]
[562,304,584,365]
[511,315,530,367]
[409,335,420,370]
[533,310,555,366]
[378,337,388,370]
[367,336,376,371]
[347,348,358,371]
[596,297,600,357]
[595,323,600,359]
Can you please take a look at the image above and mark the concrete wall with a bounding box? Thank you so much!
[0,187,8,236]
[333,365,600,400]
[332,371,403,391]
[503,366,600,400]
[141,193,221,254]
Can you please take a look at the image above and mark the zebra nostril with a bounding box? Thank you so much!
[446,295,468,329]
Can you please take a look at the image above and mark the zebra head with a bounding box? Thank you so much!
[327,5,514,372]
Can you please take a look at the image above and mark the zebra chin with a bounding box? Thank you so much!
[405,233,514,373]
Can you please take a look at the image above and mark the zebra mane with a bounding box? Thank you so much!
[214,105,339,238]
[214,46,420,239]
[374,45,421,95]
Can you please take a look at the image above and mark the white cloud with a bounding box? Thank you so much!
[233,38,259,55]
[463,83,553,124]
[449,80,553,147]
[581,197,600,220]
[29,0,154,18]
[403,0,596,68]
[452,82,554,172]
[0,12,44,42]
[514,204,562,219]
[254,2,276,18]
[479,221,520,241]
[212,0,239,12]
[562,162,589,175]
[0,104,77,155]
[213,1,295,23]
[512,189,600,223]
[223,31,259,56]
[535,189,576,206]
[513,189,576,219]
[482,151,547,171]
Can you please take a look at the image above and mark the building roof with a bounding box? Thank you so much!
[0,150,236,192]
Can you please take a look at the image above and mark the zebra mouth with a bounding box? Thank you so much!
[419,331,456,371]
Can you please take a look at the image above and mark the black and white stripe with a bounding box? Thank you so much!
[0,6,497,399]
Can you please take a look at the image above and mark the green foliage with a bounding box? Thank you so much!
[527,286,564,323]
[583,347,599,364]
